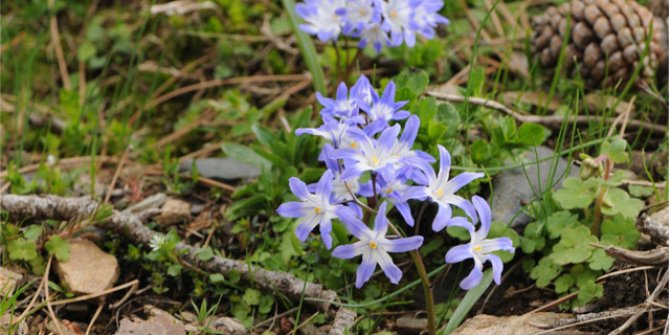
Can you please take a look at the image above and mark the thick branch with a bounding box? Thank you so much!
[0,195,355,334]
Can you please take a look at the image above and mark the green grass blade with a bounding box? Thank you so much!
[281,0,327,94]
[440,269,494,335]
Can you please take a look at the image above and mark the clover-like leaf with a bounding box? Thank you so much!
[600,138,628,164]
[601,188,644,219]
[545,211,579,239]
[550,226,597,265]
[45,236,70,262]
[8,238,38,261]
[588,248,614,271]
[530,256,562,288]
[243,288,261,306]
[601,215,640,249]
[553,178,598,209]
[554,274,574,294]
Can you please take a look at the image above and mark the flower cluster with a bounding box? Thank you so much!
[277,75,514,289]
[296,0,449,52]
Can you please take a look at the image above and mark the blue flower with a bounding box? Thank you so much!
[296,0,346,42]
[319,144,374,201]
[376,166,416,226]
[405,145,484,231]
[359,81,410,123]
[332,202,424,288]
[411,0,450,39]
[444,196,515,290]
[296,118,359,149]
[277,170,341,249]
[316,82,358,119]
[381,0,418,47]
[331,125,402,180]
[339,0,380,35]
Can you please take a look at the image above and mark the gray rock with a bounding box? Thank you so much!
[451,313,593,335]
[0,267,22,295]
[56,239,119,295]
[156,198,191,225]
[491,146,579,228]
[395,316,428,334]
[641,206,668,246]
[179,158,260,181]
[211,316,246,334]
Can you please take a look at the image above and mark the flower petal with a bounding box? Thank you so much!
[295,216,318,241]
[378,124,401,151]
[436,145,452,182]
[373,202,389,237]
[445,172,484,193]
[445,243,474,264]
[276,202,304,218]
[460,265,484,290]
[381,236,423,253]
[332,241,366,259]
[336,207,372,240]
[316,170,334,198]
[403,186,429,201]
[395,201,415,227]
[288,177,310,199]
[472,195,491,236]
[377,251,402,284]
[319,219,333,249]
[355,257,377,288]
[432,204,452,232]
[487,254,504,285]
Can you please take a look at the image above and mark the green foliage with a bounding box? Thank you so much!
[45,236,70,261]
[522,138,645,307]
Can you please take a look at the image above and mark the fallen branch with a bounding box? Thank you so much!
[426,91,667,134]
[0,194,356,334]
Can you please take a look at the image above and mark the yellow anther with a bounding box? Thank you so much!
[434,188,444,198]
[384,188,393,194]
[314,207,323,214]
[371,156,380,166]
[350,142,358,149]
[472,245,482,252]
[369,241,378,249]
[390,10,398,18]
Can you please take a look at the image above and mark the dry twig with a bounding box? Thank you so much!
[0,194,356,334]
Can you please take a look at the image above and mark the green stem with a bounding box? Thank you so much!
[591,158,612,236]
[410,250,437,335]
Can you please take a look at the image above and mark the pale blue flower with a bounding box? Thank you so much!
[411,0,450,39]
[316,82,359,119]
[405,145,484,231]
[331,125,402,180]
[277,170,341,249]
[332,202,423,287]
[359,81,410,123]
[296,0,346,41]
[444,196,515,290]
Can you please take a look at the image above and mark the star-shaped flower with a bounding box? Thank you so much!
[333,202,423,287]
[405,145,484,231]
[444,196,515,289]
[277,170,340,249]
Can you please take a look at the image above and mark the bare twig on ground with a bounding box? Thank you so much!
[0,194,356,334]
[426,91,667,134]
[48,0,71,91]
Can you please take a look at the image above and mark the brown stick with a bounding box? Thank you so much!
[426,91,667,134]
[48,0,71,90]
[0,194,356,334]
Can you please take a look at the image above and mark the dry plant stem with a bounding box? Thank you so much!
[48,0,71,90]
[85,303,104,335]
[426,91,667,134]
[592,158,612,236]
[103,145,131,204]
[44,255,65,335]
[0,195,356,335]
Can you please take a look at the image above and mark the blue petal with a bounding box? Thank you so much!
[436,145,452,182]
[355,258,377,288]
[395,201,415,227]
[472,195,492,236]
[332,241,366,259]
[403,186,429,201]
[447,172,485,193]
[378,252,402,284]
[276,202,304,218]
[487,254,504,285]
[373,202,389,237]
[400,115,420,145]
[378,125,400,151]
[288,177,310,199]
[316,170,334,198]
[432,204,452,232]
[460,265,484,290]
[382,236,423,253]
[445,244,474,263]
[319,219,333,249]
[336,207,372,240]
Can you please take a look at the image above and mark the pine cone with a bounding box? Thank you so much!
[531,0,667,88]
